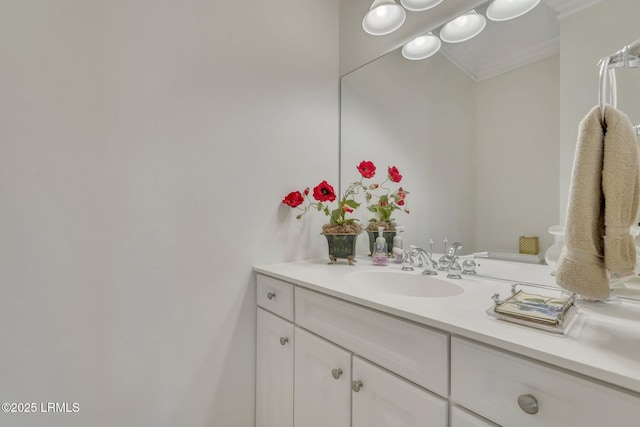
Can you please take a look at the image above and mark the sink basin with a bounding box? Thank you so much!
[344,271,464,298]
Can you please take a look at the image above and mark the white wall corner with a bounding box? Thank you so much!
[545,0,605,20]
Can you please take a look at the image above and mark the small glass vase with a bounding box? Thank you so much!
[323,233,360,265]
[544,225,565,275]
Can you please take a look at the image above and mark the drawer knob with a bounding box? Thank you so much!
[351,380,363,392]
[279,337,289,346]
[267,291,276,300]
[331,368,343,380]
[517,394,539,415]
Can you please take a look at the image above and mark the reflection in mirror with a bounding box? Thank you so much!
[342,49,477,255]
[341,1,562,257]
[341,0,640,260]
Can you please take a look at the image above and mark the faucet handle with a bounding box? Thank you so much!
[401,249,415,271]
[447,260,463,279]
[438,254,451,271]
[458,255,478,275]
[460,252,488,274]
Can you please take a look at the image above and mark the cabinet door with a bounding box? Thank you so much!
[451,406,499,427]
[294,327,351,427]
[256,308,294,427]
[352,356,448,427]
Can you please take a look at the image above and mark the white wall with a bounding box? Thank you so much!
[0,1,339,426]
[342,51,559,256]
[559,0,640,222]
[476,55,560,253]
[341,51,477,252]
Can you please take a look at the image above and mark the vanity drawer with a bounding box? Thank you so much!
[257,274,294,321]
[295,287,449,396]
[451,337,640,427]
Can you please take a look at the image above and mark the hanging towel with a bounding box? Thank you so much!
[602,105,640,276]
[556,106,608,300]
[556,105,640,301]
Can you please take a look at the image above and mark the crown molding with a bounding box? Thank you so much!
[475,36,560,81]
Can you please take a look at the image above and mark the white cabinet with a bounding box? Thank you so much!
[352,356,448,427]
[451,337,640,427]
[294,328,351,427]
[451,406,498,427]
[256,274,448,427]
[257,274,294,321]
[256,308,294,427]
[294,326,447,427]
[255,272,640,427]
[296,286,449,396]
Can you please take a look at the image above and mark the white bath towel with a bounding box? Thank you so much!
[556,105,639,301]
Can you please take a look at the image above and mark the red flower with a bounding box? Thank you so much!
[313,180,336,202]
[397,187,407,200]
[282,191,304,208]
[342,204,354,213]
[357,161,376,179]
[303,187,310,195]
[388,166,402,183]
[397,199,405,206]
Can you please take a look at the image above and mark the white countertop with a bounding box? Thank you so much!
[254,257,640,395]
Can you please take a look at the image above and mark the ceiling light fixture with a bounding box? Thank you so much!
[400,0,444,12]
[439,10,486,43]
[362,0,407,36]
[486,0,541,22]
[402,32,442,60]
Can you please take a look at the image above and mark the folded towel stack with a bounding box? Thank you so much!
[556,105,640,301]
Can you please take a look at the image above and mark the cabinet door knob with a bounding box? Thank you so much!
[517,394,539,415]
[267,291,276,300]
[279,337,289,346]
[331,368,343,380]
[351,380,363,392]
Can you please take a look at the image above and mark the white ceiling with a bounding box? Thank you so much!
[438,0,603,81]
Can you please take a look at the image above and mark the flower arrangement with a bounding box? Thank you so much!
[282,160,375,234]
[281,160,409,234]
[365,165,410,232]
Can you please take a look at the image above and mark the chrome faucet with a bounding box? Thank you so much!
[401,246,438,275]
[434,241,463,278]
[437,241,461,271]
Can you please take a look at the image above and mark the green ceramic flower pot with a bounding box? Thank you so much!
[323,233,359,265]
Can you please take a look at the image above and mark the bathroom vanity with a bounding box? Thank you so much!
[254,258,640,427]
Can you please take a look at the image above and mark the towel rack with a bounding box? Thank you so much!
[598,39,640,135]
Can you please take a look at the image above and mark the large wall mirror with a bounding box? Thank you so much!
[341,0,640,259]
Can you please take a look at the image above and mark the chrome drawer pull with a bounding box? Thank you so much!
[351,380,363,392]
[517,394,539,415]
[332,368,343,380]
[279,337,289,346]
[267,291,276,300]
